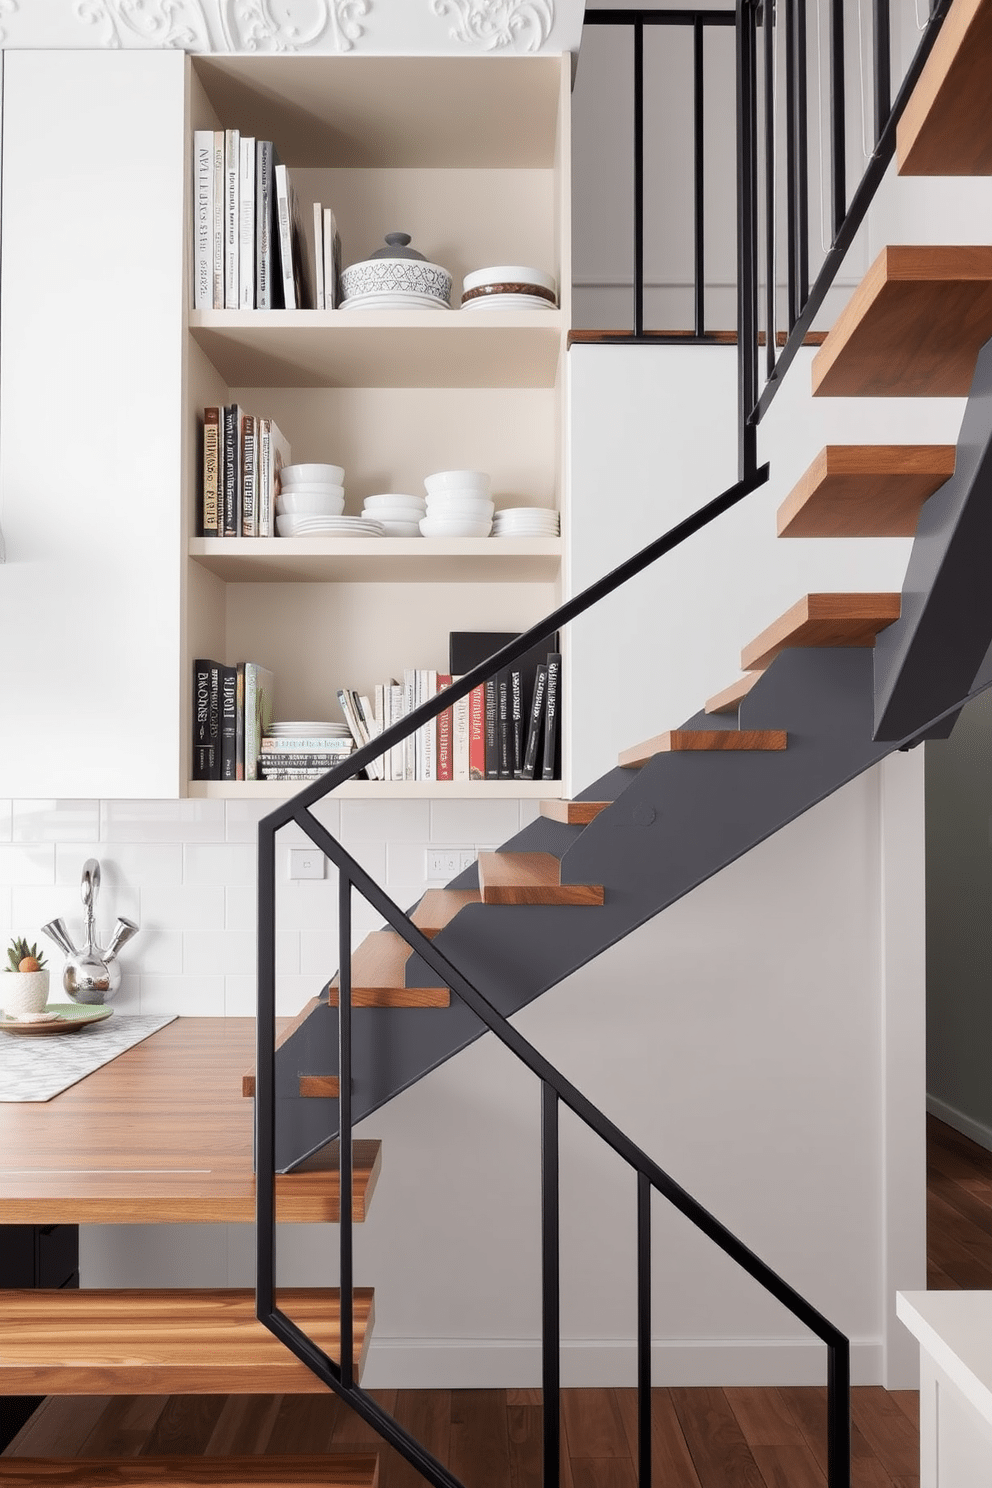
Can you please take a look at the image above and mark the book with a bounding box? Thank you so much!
[219,664,238,781]
[449,630,560,780]
[261,737,354,754]
[403,668,417,781]
[497,671,512,778]
[417,669,437,782]
[452,681,470,782]
[255,141,279,310]
[388,681,405,782]
[313,201,325,311]
[201,406,221,536]
[243,662,275,781]
[222,404,242,537]
[259,418,290,538]
[437,674,453,782]
[484,678,498,780]
[521,663,547,780]
[274,163,312,310]
[337,688,383,780]
[468,684,486,780]
[259,751,351,768]
[192,131,213,311]
[323,207,341,309]
[240,413,257,537]
[211,130,225,308]
[357,693,387,780]
[224,128,240,309]
[192,657,219,780]
[235,661,246,780]
[542,652,562,780]
[238,135,256,309]
[511,668,524,777]
[259,768,349,780]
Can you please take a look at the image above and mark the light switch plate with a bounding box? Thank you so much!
[288,846,325,880]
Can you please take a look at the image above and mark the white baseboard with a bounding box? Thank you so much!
[361,1337,883,1390]
[927,1093,992,1154]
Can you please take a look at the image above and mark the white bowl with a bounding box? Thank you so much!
[424,470,491,495]
[420,516,493,539]
[363,493,427,510]
[279,481,345,497]
[378,520,423,537]
[364,506,425,522]
[281,463,344,486]
[277,491,346,517]
[463,264,557,295]
[341,255,451,306]
[425,496,495,521]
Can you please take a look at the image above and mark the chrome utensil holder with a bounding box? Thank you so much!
[42,858,139,1005]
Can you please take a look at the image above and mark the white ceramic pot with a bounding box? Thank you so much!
[2,968,50,1018]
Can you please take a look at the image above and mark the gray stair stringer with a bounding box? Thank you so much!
[272,644,900,1171]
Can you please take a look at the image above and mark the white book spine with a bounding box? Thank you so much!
[453,684,470,782]
[192,131,213,311]
[423,669,437,782]
[238,136,255,310]
[313,200,325,311]
[211,131,225,309]
[224,128,240,309]
[257,420,271,539]
[403,669,416,781]
[389,684,404,782]
[374,683,387,780]
[323,208,335,310]
[274,163,296,310]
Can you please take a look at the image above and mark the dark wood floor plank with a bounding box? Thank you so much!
[927,1194,992,1286]
[568,1462,637,1488]
[671,1387,765,1488]
[752,1443,826,1488]
[449,1390,511,1488]
[204,1394,284,1456]
[78,1395,168,1457]
[927,1168,992,1235]
[329,1390,399,1448]
[561,1389,630,1460]
[507,1403,542,1488]
[725,1387,806,1448]
[614,1388,702,1487]
[264,1393,350,1455]
[851,1389,920,1479]
[377,1390,452,1488]
[507,1390,543,1406]
[139,1396,228,1457]
[2,1397,109,1457]
[889,1393,919,1431]
[927,1116,992,1172]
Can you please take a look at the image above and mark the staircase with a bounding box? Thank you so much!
[5,1,992,1483]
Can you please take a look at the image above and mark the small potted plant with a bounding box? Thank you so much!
[2,937,50,1019]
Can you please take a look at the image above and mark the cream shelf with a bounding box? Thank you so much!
[189,536,561,583]
[189,779,561,800]
[188,311,563,389]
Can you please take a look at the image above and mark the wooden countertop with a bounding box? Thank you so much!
[0,1017,379,1225]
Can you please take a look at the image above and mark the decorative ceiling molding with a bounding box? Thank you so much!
[430,0,554,52]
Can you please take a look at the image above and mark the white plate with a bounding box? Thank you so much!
[339,292,450,312]
[460,294,553,311]
[419,517,493,539]
[463,264,557,294]
[293,518,386,537]
[269,724,350,734]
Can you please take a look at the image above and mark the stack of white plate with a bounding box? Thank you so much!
[492,506,560,538]
[286,515,385,539]
[268,721,351,739]
[362,493,427,537]
[277,463,346,521]
[421,470,494,538]
[460,265,557,312]
[339,292,450,313]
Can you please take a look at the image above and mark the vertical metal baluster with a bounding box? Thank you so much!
[872,0,891,142]
[542,1082,560,1488]
[637,1173,652,1488]
[633,20,645,338]
[736,0,759,479]
[795,0,810,303]
[339,870,354,1389]
[763,0,777,377]
[829,0,846,236]
[693,17,706,338]
[785,0,798,326]
[255,821,277,1322]
[827,1338,852,1488]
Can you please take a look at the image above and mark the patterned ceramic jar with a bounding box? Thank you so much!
[340,232,452,306]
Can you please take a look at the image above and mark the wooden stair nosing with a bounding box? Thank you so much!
[811,244,992,398]
[476,851,604,906]
[704,672,764,714]
[776,444,956,537]
[740,592,901,673]
[0,1288,375,1395]
[243,1071,340,1099]
[618,729,788,768]
[539,799,610,824]
[409,888,481,937]
[0,1456,380,1487]
[328,930,449,1007]
[897,0,992,176]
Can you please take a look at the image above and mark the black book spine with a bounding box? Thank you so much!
[219,664,238,781]
[542,653,561,781]
[484,678,499,780]
[235,661,246,781]
[222,405,237,537]
[497,672,511,779]
[521,664,548,780]
[511,669,524,778]
[192,658,215,780]
[207,662,221,780]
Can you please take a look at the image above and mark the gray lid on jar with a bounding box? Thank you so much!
[366,232,426,261]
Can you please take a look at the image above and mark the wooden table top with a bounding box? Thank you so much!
[0,1018,380,1225]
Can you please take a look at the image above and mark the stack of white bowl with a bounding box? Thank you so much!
[362,493,426,537]
[420,471,494,538]
[275,463,345,538]
[492,506,560,538]
[460,265,557,312]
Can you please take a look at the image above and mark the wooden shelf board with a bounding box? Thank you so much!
[811,245,992,397]
[0,1456,380,1487]
[619,731,787,768]
[477,851,604,906]
[0,1018,379,1225]
[189,536,561,583]
[189,312,563,389]
[897,0,992,175]
[0,1287,374,1394]
[741,592,901,672]
[188,780,561,800]
[777,444,956,537]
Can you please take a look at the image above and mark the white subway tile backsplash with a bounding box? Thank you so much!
[101,799,226,843]
[0,843,55,885]
[140,973,225,1017]
[429,797,522,843]
[12,800,100,843]
[276,879,339,934]
[184,842,255,887]
[224,974,257,1016]
[340,798,430,841]
[182,930,254,977]
[518,800,541,829]
[143,884,225,932]
[224,799,273,842]
[0,886,12,939]
[0,802,11,843]
[276,973,326,1016]
[133,929,184,976]
[225,885,256,933]
[55,842,182,888]
[385,840,432,885]
[111,973,142,1015]
[299,931,338,978]
[333,837,386,883]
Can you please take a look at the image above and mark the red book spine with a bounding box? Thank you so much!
[437,674,453,782]
[469,684,486,780]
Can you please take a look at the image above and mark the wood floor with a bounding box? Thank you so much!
[4,1116,990,1488]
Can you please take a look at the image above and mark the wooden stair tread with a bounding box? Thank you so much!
[539,799,610,824]
[704,673,763,714]
[0,1457,379,1486]
[777,444,956,536]
[898,0,992,174]
[619,730,787,768]
[811,245,992,397]
[0,1288,374,1394]
[242,997,321,1096]
[740,592,901,671]
[242,1070,340,1100]
[410,888,480,936]
[476,852,604,906]
[328,931,449,1007]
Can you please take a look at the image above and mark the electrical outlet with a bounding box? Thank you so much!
[458,850,477,871]
[425,848,474,879]
[288,847,325,880]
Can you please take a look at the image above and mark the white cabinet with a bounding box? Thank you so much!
[0,49,569,800]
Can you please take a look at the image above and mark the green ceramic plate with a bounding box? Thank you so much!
[0,1003,114,1035]
[44,1003,114,1023]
